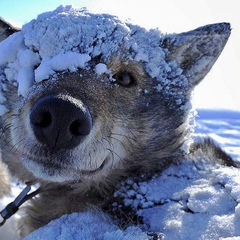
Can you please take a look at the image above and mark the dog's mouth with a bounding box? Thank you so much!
[21,151,111,183]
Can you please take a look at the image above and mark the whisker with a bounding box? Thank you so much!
[106,148,123,161]
[111,131,143,150]
[0,124,12,138]
[107,136,128,154]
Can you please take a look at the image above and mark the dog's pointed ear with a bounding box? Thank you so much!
[0,17,20,42]
[162,23,231,87]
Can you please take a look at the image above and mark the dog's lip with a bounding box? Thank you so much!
[21,152,110,175]
[80,155,109,175]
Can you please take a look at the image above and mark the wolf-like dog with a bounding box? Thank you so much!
[0,6,237,238]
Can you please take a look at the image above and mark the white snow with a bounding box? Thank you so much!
[0,32,24,66]
[0,5,189,116]
[24,212,149,240]
[95,63,109,75]
[17,67,35,96]
[35,52,91,82]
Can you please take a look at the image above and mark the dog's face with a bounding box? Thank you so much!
[5,59,182,183]
[0,7,230,183]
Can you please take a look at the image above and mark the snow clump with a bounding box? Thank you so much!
[0,5,189,116]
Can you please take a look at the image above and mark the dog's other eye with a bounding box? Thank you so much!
[113,71,135,87]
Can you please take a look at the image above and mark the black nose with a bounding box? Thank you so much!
[30,94,92,150]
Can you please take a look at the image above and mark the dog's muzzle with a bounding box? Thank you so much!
[30,94,92,150]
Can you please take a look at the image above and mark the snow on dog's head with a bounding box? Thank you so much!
[0,6,189,107]
[0,6,230,109]
[0,6,231,183]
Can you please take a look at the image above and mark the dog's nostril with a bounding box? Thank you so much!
[34,111,52,128]
[69,119,88,137]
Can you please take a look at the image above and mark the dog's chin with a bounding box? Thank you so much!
[21,157,80,182]
[21,156,109,183]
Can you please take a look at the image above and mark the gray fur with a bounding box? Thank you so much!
[0,17,19,42]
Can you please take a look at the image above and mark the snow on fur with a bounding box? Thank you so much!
[0,5,189,116]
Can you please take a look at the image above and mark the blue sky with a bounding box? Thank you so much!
[0,0,92,25]
[0,0,239,110]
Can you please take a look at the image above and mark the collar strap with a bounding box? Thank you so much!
[0,184,41,227]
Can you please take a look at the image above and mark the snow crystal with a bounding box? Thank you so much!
[95,63,109,75]
[0,5,190,116]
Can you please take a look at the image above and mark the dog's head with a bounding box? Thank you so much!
[0,6,230,184]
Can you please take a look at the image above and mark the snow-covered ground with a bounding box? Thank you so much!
[0,108,240,240]
[196,109,240,162]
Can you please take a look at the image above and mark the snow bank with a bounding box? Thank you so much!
[25,156,240,240]
[24,212,149,240]
[0,5,189,116]
[196,109,240,162]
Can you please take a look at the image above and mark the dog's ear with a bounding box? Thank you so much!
[163,23,231,87]
[0,17,19,42]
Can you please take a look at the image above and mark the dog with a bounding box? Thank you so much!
[0,6,236,238]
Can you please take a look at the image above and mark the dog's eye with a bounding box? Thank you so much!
[113,72,135,87]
